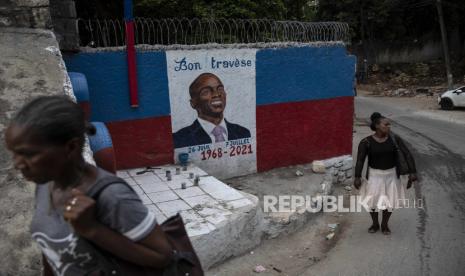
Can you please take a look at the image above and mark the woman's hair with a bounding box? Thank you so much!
[370,112,385,131]
[11,95,96,146]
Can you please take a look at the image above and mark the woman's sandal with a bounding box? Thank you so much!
[381,225,391,235]
[368,224,380,233]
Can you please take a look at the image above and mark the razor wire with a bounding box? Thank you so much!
[77,18,350,48]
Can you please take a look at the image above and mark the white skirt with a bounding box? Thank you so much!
[360,167,407,211]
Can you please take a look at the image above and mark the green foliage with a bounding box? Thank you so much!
[74,0,464,48]
[134,0,288,19]
[316,0,465,44]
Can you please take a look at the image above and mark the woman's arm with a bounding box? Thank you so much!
[86,222,173,268]
[354,138,369,178]
[395,135,417,174]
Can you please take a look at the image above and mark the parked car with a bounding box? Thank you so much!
[438,86,465,110]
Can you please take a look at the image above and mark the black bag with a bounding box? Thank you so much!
[390,134,409,175]
[87,175,204,276]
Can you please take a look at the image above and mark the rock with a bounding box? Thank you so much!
[337,172,346,183]
[254,265,266,273]
[320,181,333,195]
[324,174,333,183]
[344,185,352,191]
[312,161,326,173]
[341,157,353,171]
[295,170,304,176]
[326,232,335,240]
[388,88,416,97]
[328,223,339,231]
[346,170,353,178]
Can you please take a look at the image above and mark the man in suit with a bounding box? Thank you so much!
[173,73,251,148]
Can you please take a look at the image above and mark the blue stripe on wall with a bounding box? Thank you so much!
[256,46,356,106]
[64,51,170,122]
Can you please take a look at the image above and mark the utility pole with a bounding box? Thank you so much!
[436,0,453,89]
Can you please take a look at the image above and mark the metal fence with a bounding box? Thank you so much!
[77,18,350,48]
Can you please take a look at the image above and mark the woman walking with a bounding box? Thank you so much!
[354,112,417,235]
[4,96,175,275]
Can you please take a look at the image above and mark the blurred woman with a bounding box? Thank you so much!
[5,96,173,275]
[354,112,417,235]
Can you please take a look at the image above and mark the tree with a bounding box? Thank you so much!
[134,0,287,19]
[316,0,465,45]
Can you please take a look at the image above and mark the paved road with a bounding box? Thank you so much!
[304,97,465,276]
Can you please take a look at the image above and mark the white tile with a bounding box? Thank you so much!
[154,167,176,178]
[199,176,244,201]
[133,174,159,186]
[182,166,209,177]
[139,181,170,194]
[131,185,144,195]
[154,212,167,223]
[197,206,232,217]
[124,177,138,186]
[183,194,218,208]
[147,205,167,223]
[116,170,131,179]
[174,187,205,199]
[146,204,162,213]
[138,194,152,205]
[225,198,253,210]
[147,190,179,203]
[165,178,194,190]
[205,214,228,226]
[179,209,204,224]
[127,168,154,177]
[185,221,216,237]
[157,200,191,217]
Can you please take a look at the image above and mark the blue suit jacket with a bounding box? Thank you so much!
[173,119,251,148]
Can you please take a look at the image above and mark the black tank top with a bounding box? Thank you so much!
[368,136,396,170]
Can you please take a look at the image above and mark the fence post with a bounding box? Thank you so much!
[124,0,139,107]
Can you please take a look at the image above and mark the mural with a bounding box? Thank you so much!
[167,49,257,178]
[64,46,355,176]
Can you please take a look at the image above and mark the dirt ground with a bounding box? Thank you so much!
[207,185,354,276]
[358,85,439,110]
[205,118,375,276]
[207,86,465,275]
[357,85,465,125]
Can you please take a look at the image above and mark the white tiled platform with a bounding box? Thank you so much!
[116,164,255,238]
[117,164,262,269]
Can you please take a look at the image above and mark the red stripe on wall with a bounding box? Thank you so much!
[256,97,354,172]
[125,21,139,107]
[106,117,174,169]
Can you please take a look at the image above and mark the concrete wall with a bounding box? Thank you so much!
[0,0,51,28]
[0,27,73,276]
[48,0,78,51]
[64,44,356,178]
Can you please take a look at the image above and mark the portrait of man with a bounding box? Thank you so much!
[173,72,251,148]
